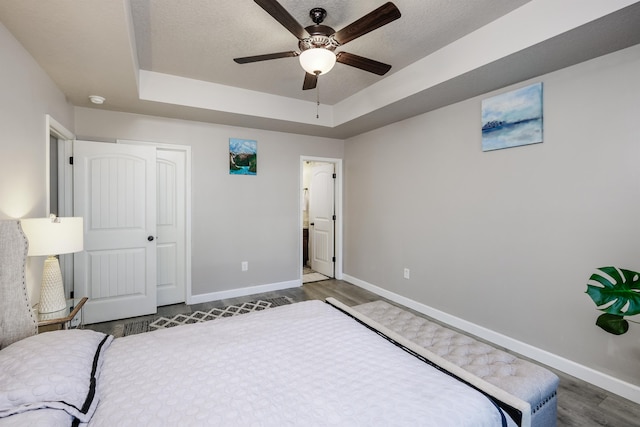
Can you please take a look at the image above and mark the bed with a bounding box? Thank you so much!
[0,220,528,426]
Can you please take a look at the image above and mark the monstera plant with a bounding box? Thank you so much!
[585,267,640,335]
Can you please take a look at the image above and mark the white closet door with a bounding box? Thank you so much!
[156,149,187,306]
[73,140,157,324]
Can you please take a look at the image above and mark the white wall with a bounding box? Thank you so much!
[74,108,344,298]
[0,22,74,301]
[344,45,640,394]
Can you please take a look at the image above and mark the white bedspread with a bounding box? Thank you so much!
[85,300,504,426]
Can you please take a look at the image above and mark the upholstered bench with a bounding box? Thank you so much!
[352,300,559,427]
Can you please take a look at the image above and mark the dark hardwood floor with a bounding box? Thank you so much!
[86,279,640,427]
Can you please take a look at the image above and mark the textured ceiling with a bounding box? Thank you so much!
[0,0,639,138]
[129,0,529,105]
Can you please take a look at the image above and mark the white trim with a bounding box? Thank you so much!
[189,280,301,305]
[46,116,75,140]
[117,139,193,305]
[343,273,640,404]
[299,156,343,280]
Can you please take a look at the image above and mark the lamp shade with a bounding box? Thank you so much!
[21,217,84,256]
[299,48,336,75]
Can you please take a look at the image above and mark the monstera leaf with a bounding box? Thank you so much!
[586,267,640,316]
[586,267,640,334]
[595,313,629,335]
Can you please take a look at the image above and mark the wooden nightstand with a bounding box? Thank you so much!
[36,297,88,332]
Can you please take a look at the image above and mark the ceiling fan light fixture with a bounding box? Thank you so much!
[299,48,336,75]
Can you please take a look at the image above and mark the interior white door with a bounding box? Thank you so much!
[73,140,157,324]
[155,149,186,306]
[309,162,335,277]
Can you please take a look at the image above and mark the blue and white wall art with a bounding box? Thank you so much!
[481,82,543,152]
[229,138,257,175]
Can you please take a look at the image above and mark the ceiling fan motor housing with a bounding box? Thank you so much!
[299,7,338,53]
[298,32,338,53]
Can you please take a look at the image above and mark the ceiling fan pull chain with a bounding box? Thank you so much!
[316,72,320,119]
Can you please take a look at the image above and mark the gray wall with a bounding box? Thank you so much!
[344,44,640,386]
[3,12,639,398]
[0,22,73,220]
[0,23,74,301]
[74,108,344,297]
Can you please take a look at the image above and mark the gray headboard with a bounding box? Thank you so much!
[0,220,38,349]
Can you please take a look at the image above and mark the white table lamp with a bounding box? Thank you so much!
[21,216,84,313]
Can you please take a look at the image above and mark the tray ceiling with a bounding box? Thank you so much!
[1,0,639,138]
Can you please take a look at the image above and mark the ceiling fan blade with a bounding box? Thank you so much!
[302,72,317,90]
[333,2,401,45]
[336,52,392,76]
[254,0,308,40]
[234,51,298,64]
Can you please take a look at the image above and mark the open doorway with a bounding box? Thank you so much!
[301,157,342,284]
[46,115,75,299]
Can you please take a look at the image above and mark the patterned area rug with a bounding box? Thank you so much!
[123,297,292,336]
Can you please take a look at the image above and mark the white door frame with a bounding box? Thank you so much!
[118,139,193,304]
[300,156,343,281]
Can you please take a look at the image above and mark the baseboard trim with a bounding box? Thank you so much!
[187,279,301,305]
[343,274,640,404]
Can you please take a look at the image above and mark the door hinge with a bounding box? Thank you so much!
[332,173,336,179]
[70,290,74,298]
[332,256,336,263]
[69,156,74,165]
[332,214,336,221]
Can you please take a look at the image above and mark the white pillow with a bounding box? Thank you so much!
[0,407,73,427]
[0,329,113,423]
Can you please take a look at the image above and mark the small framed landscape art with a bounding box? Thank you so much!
[481,82,543,152]
[229,138,257,175]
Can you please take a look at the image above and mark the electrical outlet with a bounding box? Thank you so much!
[403,268,410,279]
[241,261,248,271]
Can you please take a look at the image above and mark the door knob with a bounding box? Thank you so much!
[148,236,155,242]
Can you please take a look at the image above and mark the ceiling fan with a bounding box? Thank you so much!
[234,0,401,90]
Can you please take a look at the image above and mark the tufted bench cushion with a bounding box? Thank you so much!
[352,300,559,427]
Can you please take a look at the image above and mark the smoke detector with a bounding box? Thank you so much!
[89,95,105,105]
